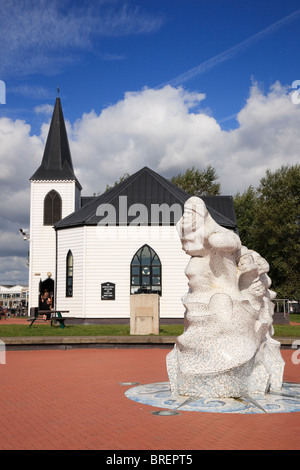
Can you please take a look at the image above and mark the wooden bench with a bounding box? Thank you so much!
[27,310,74,329]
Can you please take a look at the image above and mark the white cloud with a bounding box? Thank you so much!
[10,85,52,100]
[0,81,299,283]
[0,117,42,282]
[0,117,42,190]
[70,86,209,194]
[0,256,29,285]
[70,82,300,196]
[217,81,300,191]
[34,104,54,115]
[0,0,164,77]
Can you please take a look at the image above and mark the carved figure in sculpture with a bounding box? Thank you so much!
[178,197,242,304]
[167,197,285,398]
[240,248,284,389]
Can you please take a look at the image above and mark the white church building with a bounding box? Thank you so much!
[28,97,238,323]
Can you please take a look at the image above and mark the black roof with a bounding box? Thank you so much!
[55,167,237,230]
[30,97,82,189]
[200,195,237,228]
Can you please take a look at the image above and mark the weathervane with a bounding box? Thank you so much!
[57,85,60,97]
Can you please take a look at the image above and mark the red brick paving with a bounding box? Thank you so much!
[0,348,299,450]
[0,317,28,324]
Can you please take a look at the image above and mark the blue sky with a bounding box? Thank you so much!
[0,0,300,284]
[1,0,300,132]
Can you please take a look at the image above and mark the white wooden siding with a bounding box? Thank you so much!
[56,226,85,317]
[29,180,79,309]
[56,225,189,319]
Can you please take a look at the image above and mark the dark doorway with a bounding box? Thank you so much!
[39,277,55,309]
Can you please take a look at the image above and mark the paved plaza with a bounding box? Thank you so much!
[0,347,299,450]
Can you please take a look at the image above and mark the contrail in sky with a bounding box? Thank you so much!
[159,9,300,88]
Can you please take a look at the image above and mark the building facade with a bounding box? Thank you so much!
[29,98,238,322]
[29,97,81,313]
[0,285,28,312]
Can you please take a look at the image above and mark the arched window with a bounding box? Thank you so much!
[130,245,161,295]
[66,250,73,297]
[44,190,62,226]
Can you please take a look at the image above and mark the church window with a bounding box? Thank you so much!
[130,245,161,295]
[44,190,62,226]
[66,250,73,297]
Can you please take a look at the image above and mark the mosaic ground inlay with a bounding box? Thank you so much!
[125,381,300,414]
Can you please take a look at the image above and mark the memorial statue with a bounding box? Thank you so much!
[167,197,285,398]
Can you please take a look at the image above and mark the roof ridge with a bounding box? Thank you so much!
[146,168,191,202]
[55,166,237,230]
[103,167,146,203]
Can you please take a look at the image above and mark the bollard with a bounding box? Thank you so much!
[0,340,6,365]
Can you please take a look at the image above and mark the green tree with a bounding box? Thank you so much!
[170,165,221,196]
[234,185,258,249]
[253,165,300,298]
[105,172,131,192]
[234,164,300,299]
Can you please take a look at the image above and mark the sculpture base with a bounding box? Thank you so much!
[125,382,300,414]
[166,332,285,398]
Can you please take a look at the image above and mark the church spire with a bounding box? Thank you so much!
[30,96,81,189]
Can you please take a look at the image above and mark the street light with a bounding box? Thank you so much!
[19,229,30,241]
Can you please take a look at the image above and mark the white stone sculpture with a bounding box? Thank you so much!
[167,197,285,398]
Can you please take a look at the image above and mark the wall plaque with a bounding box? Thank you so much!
[101,282,115,300]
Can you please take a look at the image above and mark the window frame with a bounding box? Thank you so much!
[43,189,62,226]
[130,244,162,296]
[66,250,74,298]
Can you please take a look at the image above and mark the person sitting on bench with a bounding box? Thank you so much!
[40,290,52,320]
